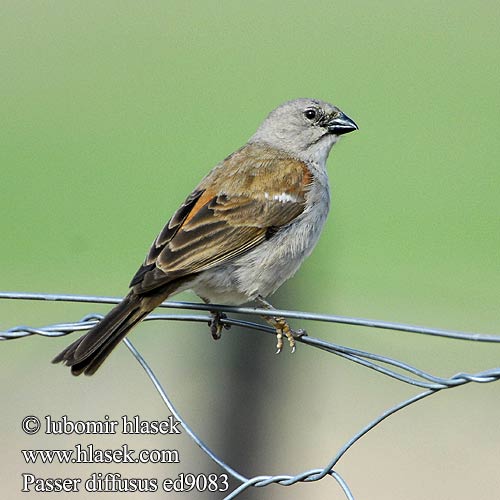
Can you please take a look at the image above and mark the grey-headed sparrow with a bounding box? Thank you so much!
[53,98,357,375]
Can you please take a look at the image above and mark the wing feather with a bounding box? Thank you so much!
[131,143,312,294]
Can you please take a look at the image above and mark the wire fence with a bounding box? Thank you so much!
[2,290,500,499]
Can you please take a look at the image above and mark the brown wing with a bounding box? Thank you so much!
[130,143,312,294]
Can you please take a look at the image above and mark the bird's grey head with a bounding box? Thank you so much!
[250,98,358,164]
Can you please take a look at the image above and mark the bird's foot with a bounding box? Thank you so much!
[208,311,230,340]
[255,295,307,353]
[267,316,307,354]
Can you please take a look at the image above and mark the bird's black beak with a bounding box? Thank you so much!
[327,112,358,136]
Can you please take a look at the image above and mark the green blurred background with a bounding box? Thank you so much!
[2,1,499,499]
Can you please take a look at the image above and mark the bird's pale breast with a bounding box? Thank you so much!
[190,164,330,305]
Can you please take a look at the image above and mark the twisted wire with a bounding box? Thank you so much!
[1,291,499,499]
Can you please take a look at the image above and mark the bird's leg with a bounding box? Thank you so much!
[256,295,306,354]
[201,298,230,340]
[207,310,230,340]
[201,297,231,340]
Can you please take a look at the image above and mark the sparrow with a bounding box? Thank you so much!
[53,98,357,375]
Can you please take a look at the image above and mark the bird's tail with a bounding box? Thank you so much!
[52,291,164,376]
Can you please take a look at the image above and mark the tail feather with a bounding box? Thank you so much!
[52,291,162,376]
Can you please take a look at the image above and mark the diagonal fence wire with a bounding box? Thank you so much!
[1,290,500,498]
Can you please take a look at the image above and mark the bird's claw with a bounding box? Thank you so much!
[208,311,230,340]
[255,296,305,354]
[272,317,304,354]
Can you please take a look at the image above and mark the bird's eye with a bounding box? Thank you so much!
[304,108,318,121]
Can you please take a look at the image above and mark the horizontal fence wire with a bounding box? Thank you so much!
[1,291,500,499]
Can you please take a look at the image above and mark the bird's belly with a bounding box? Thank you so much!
[190,199,329,305]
